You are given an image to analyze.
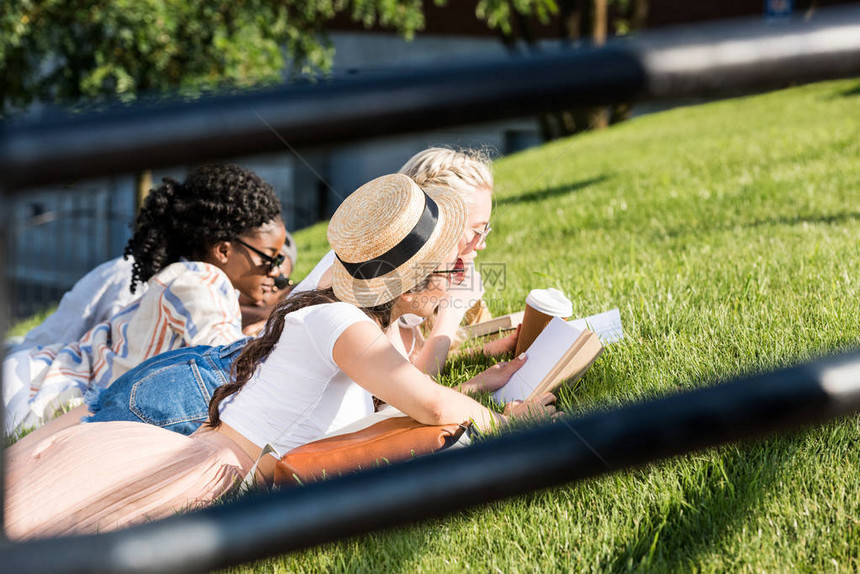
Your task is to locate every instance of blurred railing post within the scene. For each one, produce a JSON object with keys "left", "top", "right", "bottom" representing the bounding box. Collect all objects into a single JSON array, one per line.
[
  {"left": 1, "top": 184, "right": 8, "bottom": 539},
  {"left": 134, "top": 170, "right": 152, "bottom": 214}
]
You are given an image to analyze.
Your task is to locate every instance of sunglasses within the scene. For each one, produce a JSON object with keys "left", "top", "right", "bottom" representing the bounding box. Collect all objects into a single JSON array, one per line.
[
  {"left": 235, "top": 238, "right": 286, "bottom": 273},
  {"left": 432, "top": 258, "right": 466, "bottom": 284},
  {"left": 467, "top": 222, "right": 492, "bottom": 245}
]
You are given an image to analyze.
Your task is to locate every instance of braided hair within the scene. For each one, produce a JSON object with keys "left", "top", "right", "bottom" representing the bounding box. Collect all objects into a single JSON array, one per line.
[
  {"left": 124, "top": 163, "right": 282, "bottom": 292},
  {"left": 398, "top": 147, "right": 494, "bottom": 208}
]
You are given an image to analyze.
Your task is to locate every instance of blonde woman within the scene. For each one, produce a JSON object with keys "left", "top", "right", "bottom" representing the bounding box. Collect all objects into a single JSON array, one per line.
[
  {"left": 5, "top": 174, "right": 556, "bottom": 540},
  {"left": 294, "top": 147, "right": 514, "bottom": 376},
  {"left": 399, "top": 147, "right": 516, "bottom": 374}
]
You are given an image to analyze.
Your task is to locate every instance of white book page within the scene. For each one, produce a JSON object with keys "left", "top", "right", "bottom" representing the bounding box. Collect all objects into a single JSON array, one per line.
[
  {"left": 494, "top": 317, "right": 583, "bottom": 404},
  {"left": 569, "top": 308, "right": 623, "bottom": 345}
]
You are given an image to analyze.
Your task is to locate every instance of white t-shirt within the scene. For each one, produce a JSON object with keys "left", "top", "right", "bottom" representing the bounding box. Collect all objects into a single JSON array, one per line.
[
  {"left": 218, "top": 301, "right": 375, "bottom": 456},
  {"left": 289, "top": 250, "right": 336, "bottom": 297}
]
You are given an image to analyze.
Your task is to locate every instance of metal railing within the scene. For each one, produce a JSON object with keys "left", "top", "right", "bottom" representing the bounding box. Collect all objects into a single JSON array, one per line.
[
  {"left": 1, "top": 6, "right": 860, "bottom": 572},
  {"left": 4, "top": 7, "right": 860, "bottom": 192},
  {"left": 4, "top": 350, "right": 860, "bottom": 574}
]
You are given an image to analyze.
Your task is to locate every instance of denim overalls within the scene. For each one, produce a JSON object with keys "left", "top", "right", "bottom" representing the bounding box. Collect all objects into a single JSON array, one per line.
[{"left": 83, "top": 337, "right": 250, "bottom": 435}]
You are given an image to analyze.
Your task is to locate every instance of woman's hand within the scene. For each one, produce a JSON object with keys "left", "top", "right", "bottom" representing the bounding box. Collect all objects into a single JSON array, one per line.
[
  {"left": 440, "top": 264, "right": 484, "bottom": 325},
  {"left": 242, "top": 319, "right": 267, "bottom": 336},
  {"left": 411, "top": 264, "right": 486, "bottom": 378},
  {"left": 480, "top": 324, "right": 521, "bottom": 357},
  {"left": 504, "top": 392, "right": 559, "bottom": 421},
  {"left": 460, "top": 352, "right": 527, "bottom": 394}
]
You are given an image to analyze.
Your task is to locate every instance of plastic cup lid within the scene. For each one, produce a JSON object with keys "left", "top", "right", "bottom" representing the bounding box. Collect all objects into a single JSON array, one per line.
[{"left": 525, "top": 287, "right": 573, "bottom": 317}]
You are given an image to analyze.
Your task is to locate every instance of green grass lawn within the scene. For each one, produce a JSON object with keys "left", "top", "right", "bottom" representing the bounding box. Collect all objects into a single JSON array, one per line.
[{"left": 224, "top": 79, "right": 860, "bottom": 572}]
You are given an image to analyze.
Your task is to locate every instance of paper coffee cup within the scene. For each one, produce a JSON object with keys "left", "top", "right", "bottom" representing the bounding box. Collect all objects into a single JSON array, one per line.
[{"left": 514, "top": 288, "right": 574, "bottom": 356}]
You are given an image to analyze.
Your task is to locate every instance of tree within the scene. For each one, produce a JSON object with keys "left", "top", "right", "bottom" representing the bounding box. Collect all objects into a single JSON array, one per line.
[
  {"left": 0, "top": 0, "right": 557, "bottom": 118},
  {"left": 495, "top": 0, "right": 649, "bottom": 140}
]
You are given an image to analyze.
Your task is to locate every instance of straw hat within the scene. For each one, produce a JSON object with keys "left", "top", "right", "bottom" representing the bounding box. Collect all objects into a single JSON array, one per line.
[{"left": 328, "top": 174, "right": 467, "bottom": 308}]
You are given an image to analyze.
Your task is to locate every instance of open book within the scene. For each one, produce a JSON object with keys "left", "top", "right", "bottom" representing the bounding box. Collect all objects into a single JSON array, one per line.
[
  {"left": 493, "top": 317, "right": 604, "bottom": 404},
  {"left": 463, "top": 311, "right": 525, "bottom": 338},
  {"left": 467, "top": 308, "right": 624, "bottom": 344}
]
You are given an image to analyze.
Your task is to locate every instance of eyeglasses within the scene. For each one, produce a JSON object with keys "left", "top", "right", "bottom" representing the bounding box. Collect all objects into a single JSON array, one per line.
[
  {"left": 432, "top": 258, "right": 466, "bottom": 284},
  {"left": 466, "top": 222, "right": 492, "bottom": 246},
  {"left": 235, "top": 238, "right": 286, "bottom": 273}
]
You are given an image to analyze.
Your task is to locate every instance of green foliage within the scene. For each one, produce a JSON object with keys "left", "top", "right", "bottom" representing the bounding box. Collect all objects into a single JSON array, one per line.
[
  {"left": 7, "top": 304, "right": 55, "bottom": 337},
  {"left": 477, "top": 0, "right": 557, "bottom": 34},
  {"left": 0, "top": 0, "right": 421, "bottom": 115},
  {"left": 235, "top": 79, "right": 860, "bottom": 572},
  {"left": 0, "top": 0, "right": 558, "bottom": 117}
]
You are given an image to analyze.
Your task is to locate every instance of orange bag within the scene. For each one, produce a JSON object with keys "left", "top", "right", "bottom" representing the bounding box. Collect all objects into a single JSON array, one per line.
[{"left": 275, "top": 416, "right": 469, "bottom": 487}]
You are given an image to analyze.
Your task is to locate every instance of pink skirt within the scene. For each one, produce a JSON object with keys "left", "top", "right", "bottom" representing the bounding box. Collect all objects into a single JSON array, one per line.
[{"left": 5, "top": 421, "right": 256, "bottom": 540}]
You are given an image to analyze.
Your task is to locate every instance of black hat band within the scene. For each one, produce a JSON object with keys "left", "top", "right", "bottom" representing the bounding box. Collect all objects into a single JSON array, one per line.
[{"left": 336, "top": 192, "right": 439, "bottom": 281}]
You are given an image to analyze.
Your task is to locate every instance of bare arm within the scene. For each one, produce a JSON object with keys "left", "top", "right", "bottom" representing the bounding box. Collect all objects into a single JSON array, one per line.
[
  {"left": 446, "top": 324, "right": 521, "bottom": 366},
  {"left": 336, "top": 322, "right": 558, "bottom": 430},
  {"left": 407, "top": 303, "right": 465, "bottom": 377},
  {"left": 333, "top": 321, "right": 503, "bottom": 431},
  {"left": 409, "top": 263, "right": 487, "bottom": 376},
  {"left": 477, "top": 324, "right": 521, "bottom": 357}
]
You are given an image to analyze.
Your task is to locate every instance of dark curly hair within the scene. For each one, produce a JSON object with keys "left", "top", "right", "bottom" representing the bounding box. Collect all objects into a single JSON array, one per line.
[{"left": 124, "top": 163, "right": 282, "bottom": 292}]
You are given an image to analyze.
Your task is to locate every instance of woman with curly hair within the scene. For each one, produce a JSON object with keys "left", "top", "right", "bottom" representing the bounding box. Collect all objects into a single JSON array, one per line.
[{"left": 3, "top": 163, "right": 285, "bottom": 436}]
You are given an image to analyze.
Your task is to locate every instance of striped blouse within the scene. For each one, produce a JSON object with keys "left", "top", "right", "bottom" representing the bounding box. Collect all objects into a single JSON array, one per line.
[{"left": 4, "top": 261, "right": 243, "bottom": 434}]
